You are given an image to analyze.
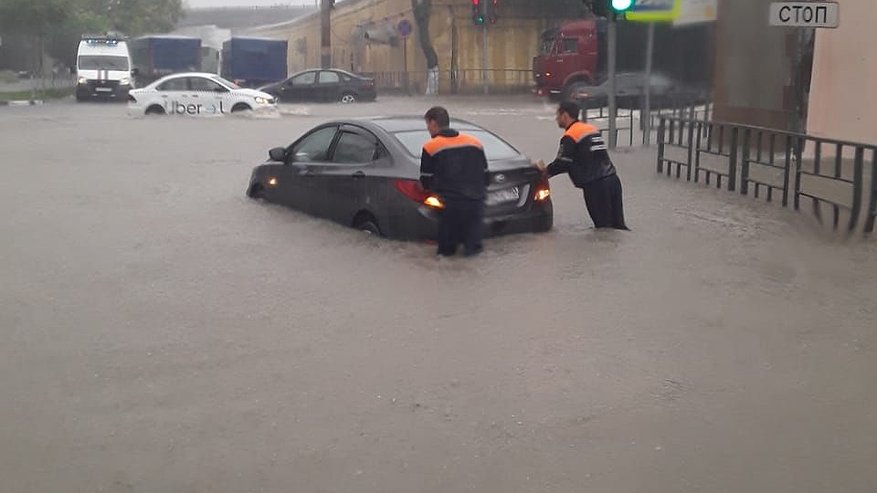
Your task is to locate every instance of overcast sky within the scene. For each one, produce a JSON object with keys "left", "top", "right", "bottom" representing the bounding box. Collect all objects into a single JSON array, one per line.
[{"left": 185, "top": 0, "right": 318, "bottom": 8}]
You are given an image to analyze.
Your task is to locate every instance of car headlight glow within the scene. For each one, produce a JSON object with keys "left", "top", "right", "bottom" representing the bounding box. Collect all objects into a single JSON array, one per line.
[
  {"left": 254, "top": 97, "right": 272, "bottom": 105},
  {"left": 120, "top": 77, "right": 130, "bottom": 85},
  {"left": 77, "top": 76, "right": 87, "bottom": 85}
]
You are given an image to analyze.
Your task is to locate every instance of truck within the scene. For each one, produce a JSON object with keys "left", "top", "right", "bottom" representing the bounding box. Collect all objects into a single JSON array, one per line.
[
  {"left": 75, "top": 34, "right": 133, "bottom": 102},
  {"left": 533, "top": 17, "right": 714, "bottom": 102},
  {"left": 221, "top": 37, "right": 288, "bottom": 88},
  {"left": 130, "top": 35, "right": 202, "bottom": 87}
]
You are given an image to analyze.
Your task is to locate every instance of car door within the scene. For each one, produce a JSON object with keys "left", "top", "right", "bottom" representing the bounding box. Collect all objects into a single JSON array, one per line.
[
  {"left": 155, "top": 76, "right": 190, "bottom": 114},
  {"left": 316, "top": 126, "right": 388, "bottom": 225},
  {"left": 281, "top": 125, "right": 340, "bottom": 214},
  {"left": 317, "top": 70, "right": 343, "bottom": 103},
  {"left": 186, "top": 76, "right": 224, "bottom": 115},
  {"left": 282, "top": 71, "right": 318, "bottom": 102}
]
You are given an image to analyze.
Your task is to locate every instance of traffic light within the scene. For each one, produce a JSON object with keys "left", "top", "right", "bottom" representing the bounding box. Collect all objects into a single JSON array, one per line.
[
  {"left": 611, "top": 0, "right": 634, "bottom": 13},
  {"left": 488, "top": 0, "right": 499, "bottom": 24},
  {"left": 471, "top": 0, "right": 485, "bottom": 26}
]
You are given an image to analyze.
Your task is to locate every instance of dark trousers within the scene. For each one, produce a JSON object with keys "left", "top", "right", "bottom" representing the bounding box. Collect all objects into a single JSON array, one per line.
[
  {"left": 437, "top": 198, "right": 485, "bottom": 256},
  {"left": 583, "top": 174, "right": 628, "bottom": 230}
]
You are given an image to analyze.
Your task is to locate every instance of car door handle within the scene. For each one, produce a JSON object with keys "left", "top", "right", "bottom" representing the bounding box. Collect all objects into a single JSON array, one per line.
[{"left": 351, "top": 171, "right": 365, "bottom": 179}]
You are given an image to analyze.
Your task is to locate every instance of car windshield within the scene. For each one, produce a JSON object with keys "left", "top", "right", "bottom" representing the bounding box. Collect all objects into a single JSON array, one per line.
[
  {"left": 393, "top": 129, "right": 521, "bottom": 162},
  {"left": 210, "top": 76, "right": 239, "bottom": 89},
  {"left": 78, "top": 55, "right": 129, "bottom": 71}
]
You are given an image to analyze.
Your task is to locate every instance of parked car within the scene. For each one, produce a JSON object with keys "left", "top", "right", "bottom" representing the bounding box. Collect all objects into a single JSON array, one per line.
[
  {"left": 259, "top": 69, "right": 377, "bottom": 104},
  {"left": 128, "top": 72, "right": 277, "bottom": 116},
  {"left": 247, "top": 117, "right": 553, "bottom": 240}
]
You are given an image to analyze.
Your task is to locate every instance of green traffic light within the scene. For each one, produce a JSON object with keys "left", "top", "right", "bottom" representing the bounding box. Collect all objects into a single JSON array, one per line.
[
  {"left": 474, "top": 15, "right": 485, "bottom": 25},
  {"left": 611, "top": 0, "right": 633, "bottom": 11}
]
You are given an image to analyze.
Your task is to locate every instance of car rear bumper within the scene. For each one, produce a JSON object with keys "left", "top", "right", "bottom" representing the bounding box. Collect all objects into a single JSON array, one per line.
[{"left": 388, "top": 200, "right": 553, "bottom": 241}]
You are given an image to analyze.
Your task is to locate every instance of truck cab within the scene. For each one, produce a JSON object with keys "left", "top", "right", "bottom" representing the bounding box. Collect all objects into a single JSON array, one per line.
[
  {"left": 76, "top": 35, "right": 133, "bottom": 102},
  {"left": 532, "top": 18, "right": 599, "bottom": 101}
]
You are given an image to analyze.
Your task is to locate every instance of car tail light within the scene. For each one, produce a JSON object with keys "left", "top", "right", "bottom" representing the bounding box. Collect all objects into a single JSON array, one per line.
[
  {"left": 534, "top": 178, "right": 551, "bottom": 202},
  {"left": 394, "top": 179, "right": 444, "bottom": 209}
]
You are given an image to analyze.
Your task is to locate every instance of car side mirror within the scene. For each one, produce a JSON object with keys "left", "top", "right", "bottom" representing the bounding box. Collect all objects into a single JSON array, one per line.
[
  {"left": 131, "top": 68, "right": 140, "bottom": 76},
  {"left": 269, "top": 147, "right": 288, "bottom": 163}
]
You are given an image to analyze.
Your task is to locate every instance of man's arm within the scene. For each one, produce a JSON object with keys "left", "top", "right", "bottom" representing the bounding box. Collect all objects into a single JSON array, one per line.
[
  {"left": 420, "top": 149, "right": 435, "bottom": 190},
  {"left": 546, "top": 136, "right": 576, "bottom": 177}
]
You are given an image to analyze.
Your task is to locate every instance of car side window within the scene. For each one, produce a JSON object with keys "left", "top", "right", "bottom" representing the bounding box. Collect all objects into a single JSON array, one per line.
[
  {"left": 189, "top": 77, "right": 225, "bottom": 92},
  {"left": 319, "top": 71, "right": 341, "bottom": 84},
  {"left": 291, "top": 126, "right": 337, "bottom": 162},
  {"left": 292, "top": 72, "right": 317, "bottom": 86},
  {"left": 157, "top": 78, "right": 188, "bottom": 91},
  {"left": 331, "top": 132, "right": 377, "bottom": 164},
  {"left": 562, "top": 38, "right": 578, "bottom": 54}
]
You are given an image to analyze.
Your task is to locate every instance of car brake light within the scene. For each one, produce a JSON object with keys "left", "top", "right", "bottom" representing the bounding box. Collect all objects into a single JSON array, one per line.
[
  {"left": 394, "top": 179, "right": 444, "bottom": 209},
  {"left": 534, "top": 179, "right": 551, "bottom": 201}
]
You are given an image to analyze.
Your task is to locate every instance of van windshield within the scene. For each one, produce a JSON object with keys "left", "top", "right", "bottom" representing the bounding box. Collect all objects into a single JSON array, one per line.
[{"left": 78, "top": 55, "right": 129, "bottom": 71}]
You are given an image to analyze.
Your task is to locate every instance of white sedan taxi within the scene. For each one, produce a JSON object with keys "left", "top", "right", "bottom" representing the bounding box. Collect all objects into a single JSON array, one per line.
[{"left": 128, "top": 72, "right": 277, "bottom": 116}]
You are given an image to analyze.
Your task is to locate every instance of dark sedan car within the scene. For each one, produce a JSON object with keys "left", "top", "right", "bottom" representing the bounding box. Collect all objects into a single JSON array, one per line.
[
  {"left": 247, "top": 117, "right": 553, "bottom": 240},
  {"left": 259, "top": 69, "right": 377, "bottom": 104}
]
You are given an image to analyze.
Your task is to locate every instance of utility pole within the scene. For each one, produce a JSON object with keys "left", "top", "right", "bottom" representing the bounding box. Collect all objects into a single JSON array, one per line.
[
  {"left": 481, "top": 0, "right": 488, "bottom": 95},
  {"left": 320, "top": 0, "right": 332, "bottom": 69},
  {"left": 643, "top": 22, "right": 655, "bottom": 145},
  {"left": 607, "top": 11, "right": 618, "bottom": 149}
]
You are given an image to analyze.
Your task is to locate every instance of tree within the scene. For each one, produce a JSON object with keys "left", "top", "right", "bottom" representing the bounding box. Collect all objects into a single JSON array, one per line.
[{"left": 411, "top": 0, "right": 438, "bottom": 70}]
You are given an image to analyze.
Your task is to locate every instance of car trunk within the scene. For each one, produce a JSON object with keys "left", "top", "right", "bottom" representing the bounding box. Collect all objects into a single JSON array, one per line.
[{"left": 485, "top": 160, "right": 543, "bottom": 216}]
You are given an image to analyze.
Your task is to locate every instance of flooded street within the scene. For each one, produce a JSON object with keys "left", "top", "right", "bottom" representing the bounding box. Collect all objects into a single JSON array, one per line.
[{"left": 2, "top": 98, "right": 876, "bottom": 492}]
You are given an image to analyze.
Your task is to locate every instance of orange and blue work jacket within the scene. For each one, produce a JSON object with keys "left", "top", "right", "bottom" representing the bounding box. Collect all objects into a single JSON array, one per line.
[
  {"left": 547, "top": 120, "right": 617, "bottom": 188},
  {"left": 420, "top": 128, "right": 489, "bottom": 201}
]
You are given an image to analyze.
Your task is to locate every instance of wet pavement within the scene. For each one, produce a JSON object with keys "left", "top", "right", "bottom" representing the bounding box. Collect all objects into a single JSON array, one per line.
[{"left": 1, "top": 97, "right": 876, "bottom": 493}]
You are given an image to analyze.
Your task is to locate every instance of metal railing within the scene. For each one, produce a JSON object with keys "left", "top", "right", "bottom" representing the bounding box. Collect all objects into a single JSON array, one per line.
[
  {"left": 580, "top": 99, "right": 713, "bottom": 148},
  {"left": 657, "top": 115, "right": 877, "bottom": 234}
]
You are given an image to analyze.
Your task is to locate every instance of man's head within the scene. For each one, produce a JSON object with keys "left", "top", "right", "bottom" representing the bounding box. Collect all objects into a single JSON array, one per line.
[
  {"left": 424, "top": 106, "right": 451, "bottom": 137},
  {"left": 556, "top": 101, "right": 581, "bottom": 129}
]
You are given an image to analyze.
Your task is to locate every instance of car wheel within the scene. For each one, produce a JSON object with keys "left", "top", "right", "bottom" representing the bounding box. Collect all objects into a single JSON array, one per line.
[
  {"left": 340, "top": 93, "right": 357, "bottom": 104},
  {"left": 145, "top": 105, "right": 165, "bottom": 115},
  {"left": 231, "top": 103, "right": 252, "bottom": 113},
  {"left": 353, "top": 213, "right": 382, "bottom": 236}
]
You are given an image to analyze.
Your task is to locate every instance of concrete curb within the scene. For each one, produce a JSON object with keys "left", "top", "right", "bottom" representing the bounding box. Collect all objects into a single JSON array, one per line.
[{"left": 0, "top": 100, "right": 45, "bottom": 107}]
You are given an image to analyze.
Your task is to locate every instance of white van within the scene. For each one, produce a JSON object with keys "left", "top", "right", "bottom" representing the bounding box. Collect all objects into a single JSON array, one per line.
[{"left": 75, "top": 35, "right": 133, "bottom": 102}]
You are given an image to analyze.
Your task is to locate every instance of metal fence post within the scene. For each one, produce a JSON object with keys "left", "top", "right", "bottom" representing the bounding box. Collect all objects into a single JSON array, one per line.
[
  {"left": 657, "top": 117, "right": 666, "bottom": 174},
  {"left": 686, "top": 118, "right": 695, "bottom": 182},
  {"left": 866, "top": 150, "right": 877, "bottom": 234},
  {"left": 740, "top": 129, "right": 751, "bottom": 196},
  {"left": 793, "top": 136, "right": 804, "bottom": 211},
  {"left": 728, "top": 127, "right": 739, "bottom": 192},
  {"left": 848, "top": 147, "right": 865, "bottom": 232},
  {"left": 782, "top": 136, "right": 792, "bottom": 207}
]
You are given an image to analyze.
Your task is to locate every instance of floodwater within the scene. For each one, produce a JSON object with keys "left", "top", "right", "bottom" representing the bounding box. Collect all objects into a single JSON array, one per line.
[{"left": 1, "top": 97, "right": 876, "bottom": 493}]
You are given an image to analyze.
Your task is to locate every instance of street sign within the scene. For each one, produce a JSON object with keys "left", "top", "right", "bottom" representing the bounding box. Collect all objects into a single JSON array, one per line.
[
  {"left": 769, "top": 2, "right": 839, "bottom": 28},
  {"left": 625, "top": 0, "right": 681, "bottom": 22},
  {"left": 397, "top": 19, "right": 413, "bottom": 38}
]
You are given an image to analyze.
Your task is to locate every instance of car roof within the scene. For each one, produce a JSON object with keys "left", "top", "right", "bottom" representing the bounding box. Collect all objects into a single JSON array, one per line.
[{"left": 365, "top": 116, "right": 483, "bottom": 133}]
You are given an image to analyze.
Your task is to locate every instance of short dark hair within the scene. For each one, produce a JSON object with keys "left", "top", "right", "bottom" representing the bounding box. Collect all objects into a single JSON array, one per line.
[
  {"left": 424, "top": 106, "right": 450, "bottom": 128},
  {"left": 557, "top": 101, "right": 581, "bottom": 120}
]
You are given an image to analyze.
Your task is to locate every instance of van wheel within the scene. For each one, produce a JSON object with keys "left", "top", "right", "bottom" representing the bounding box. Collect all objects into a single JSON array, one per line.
[{"left": 145, "top": 105, "right": 165, "bottom": 115}]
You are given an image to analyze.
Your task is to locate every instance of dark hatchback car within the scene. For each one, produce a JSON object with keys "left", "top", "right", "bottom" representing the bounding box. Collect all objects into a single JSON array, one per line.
[
  {"left": 247, "top": 117, "right": 553, "bottom": 240},
  {"left": 259, "top": 69, "right": 377, "bottom": 104}
]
